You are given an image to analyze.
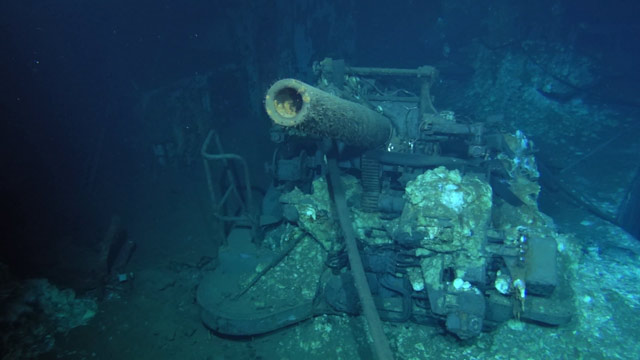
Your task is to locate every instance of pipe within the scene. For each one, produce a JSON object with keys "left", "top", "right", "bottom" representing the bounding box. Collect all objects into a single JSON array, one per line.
[{"left": 264, "top": 79, "right": 391, "bottom": 149}]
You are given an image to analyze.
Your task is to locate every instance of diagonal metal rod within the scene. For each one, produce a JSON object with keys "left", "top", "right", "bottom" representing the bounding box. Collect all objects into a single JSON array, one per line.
[{"left": 327, "top": 158, "right": 395, "bottom": 360}]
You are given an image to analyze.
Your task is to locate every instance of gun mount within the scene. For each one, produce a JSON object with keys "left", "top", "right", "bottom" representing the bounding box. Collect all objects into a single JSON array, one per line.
[{"left": 197, "top": 59, "right": 572, "bottom": 342}]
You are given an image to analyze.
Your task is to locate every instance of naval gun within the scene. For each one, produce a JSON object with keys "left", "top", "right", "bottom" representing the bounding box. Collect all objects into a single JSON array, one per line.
[{"left": 197, "top": 59, "right": 572, "bottom": 342}]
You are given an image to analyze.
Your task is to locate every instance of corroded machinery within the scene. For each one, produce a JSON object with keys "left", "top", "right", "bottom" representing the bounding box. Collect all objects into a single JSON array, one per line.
[{"left": 197, "top": 59, "right": 572, "bottom": 343}]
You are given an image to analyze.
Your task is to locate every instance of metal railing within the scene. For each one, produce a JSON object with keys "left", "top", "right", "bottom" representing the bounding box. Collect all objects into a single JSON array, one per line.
[{"left": 201, "top": 129, "right": 258, "bottom": 244}]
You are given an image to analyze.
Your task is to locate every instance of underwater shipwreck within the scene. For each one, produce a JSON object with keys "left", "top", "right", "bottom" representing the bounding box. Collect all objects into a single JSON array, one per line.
[
  {"left": 6, "top": 1, "right": 640, "bottom": 358},
  {"left": 196, "top": 58, "right": 574, "bottom": 354}
]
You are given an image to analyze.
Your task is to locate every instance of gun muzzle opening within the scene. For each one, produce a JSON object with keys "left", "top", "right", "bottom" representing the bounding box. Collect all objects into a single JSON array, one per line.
[{"left": 273, "top": 87, "right": 303, "bottom": 118}]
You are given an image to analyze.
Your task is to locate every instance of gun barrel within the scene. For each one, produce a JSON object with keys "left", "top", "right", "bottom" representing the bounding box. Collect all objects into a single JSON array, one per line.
[{"left": 265, "top": 78, "right": 391, "bottom": 149}]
